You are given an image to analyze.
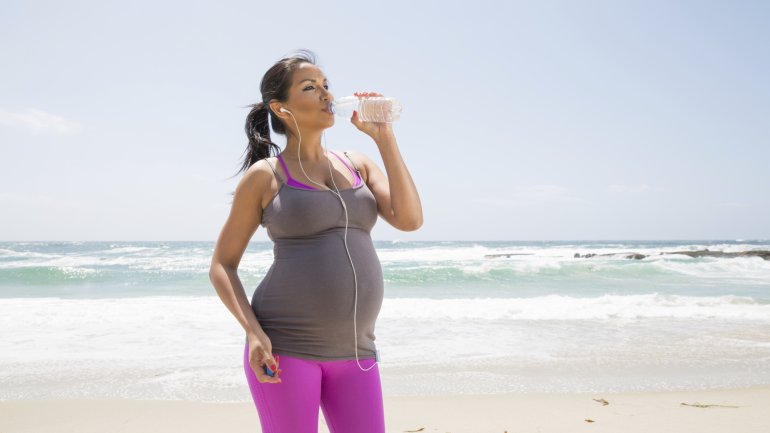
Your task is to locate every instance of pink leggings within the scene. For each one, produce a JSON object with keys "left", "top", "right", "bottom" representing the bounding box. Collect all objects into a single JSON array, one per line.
[{"left": 243, "top": 342, "right": 385, "bottom": 433}]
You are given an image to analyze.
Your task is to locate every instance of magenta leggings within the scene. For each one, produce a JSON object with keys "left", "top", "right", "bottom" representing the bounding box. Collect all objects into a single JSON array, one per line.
[{"left": 243, "top": 342, "right": 385, "bottom": 433}]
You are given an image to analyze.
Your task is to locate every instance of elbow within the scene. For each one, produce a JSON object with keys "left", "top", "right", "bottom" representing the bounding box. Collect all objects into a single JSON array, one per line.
[
  {"left": 208, "top": 264, "right": 218, "bottom": 283},
  {"left": 400, "top": 217, "right": 423, "bottom": 232},
  {"left": 208, "top": 254, "right": 218, "bottom": 279},
  {"left": 384, "top": 207, "right": 423, "bottom": 231},
  {"left": 209, "top": 260, "right": 228, "bottom": 282},
  {"left": 210, "top": 261, "right": 237, "bottom": 277}
]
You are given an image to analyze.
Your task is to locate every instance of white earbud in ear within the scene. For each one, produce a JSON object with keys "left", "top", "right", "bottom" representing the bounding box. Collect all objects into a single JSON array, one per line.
[{"left": 280, "top": 107, "right": 290, "bottom": 113}]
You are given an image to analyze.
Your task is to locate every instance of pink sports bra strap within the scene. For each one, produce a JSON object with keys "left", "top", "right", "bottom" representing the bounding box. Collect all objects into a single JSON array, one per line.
[
  {"left": 276, "top": 153, "right": 320, "bottom": 190},
  {"left": 276, "top": 151, "right": 361, "bottom": 189},
  {"left": 342, "top": 151, "right": 361, "bottom": 174},
  {"left": 275, "top": 154, "right": 291, "bottom": 179},
  {"left": 330, "top": 151, "right": 362, "bottom": 186}
]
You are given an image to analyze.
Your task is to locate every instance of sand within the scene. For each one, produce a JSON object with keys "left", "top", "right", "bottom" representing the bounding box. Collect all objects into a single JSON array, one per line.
[{"left": 1, "top": 385, "right": 768, "bottom": 433}]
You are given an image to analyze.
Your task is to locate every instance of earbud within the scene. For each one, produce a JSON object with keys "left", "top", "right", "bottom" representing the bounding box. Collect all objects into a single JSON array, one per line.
[{"left": 280, "top": 107, "right": 290, "bottom": 113}]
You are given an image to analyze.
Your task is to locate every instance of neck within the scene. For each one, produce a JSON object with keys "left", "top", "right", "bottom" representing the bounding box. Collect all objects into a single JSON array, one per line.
[{"left": 282, "top": 132, "right": 326, "bottom": 162}]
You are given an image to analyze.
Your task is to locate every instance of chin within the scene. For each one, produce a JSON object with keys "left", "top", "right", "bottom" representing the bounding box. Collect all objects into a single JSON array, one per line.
[{"left": 318, "top": 120, "right": 334, "bottom": 131}]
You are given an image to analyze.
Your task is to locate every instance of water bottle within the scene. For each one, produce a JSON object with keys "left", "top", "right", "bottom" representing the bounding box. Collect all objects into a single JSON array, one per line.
[{"left": 330, "top": 95, "right": 403, "bottom": 122}]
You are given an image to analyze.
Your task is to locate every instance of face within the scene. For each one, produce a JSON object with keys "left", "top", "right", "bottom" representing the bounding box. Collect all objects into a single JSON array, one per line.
[{"left": 272, "top": 63, "right": 335, "bottom": 131}]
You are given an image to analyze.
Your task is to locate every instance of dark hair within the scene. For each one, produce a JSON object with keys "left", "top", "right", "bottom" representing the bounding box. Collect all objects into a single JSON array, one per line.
[{"left": 234, "top": 49, "right": 321, "bottom": 177}]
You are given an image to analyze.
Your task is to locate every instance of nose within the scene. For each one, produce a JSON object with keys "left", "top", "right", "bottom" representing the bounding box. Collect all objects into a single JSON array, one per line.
[{"left": 320, "top": 87, "right": 332, "bottom": 102}]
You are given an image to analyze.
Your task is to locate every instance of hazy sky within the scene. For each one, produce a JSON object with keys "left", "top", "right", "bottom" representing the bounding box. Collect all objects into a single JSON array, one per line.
[{"left": 1, "top": 0, "right": 768, "bottom": 241}]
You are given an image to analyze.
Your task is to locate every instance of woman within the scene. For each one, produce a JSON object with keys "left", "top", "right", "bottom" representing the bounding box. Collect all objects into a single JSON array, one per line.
[{"left": 209, "top": 49, "right": 422, "bottom": 433}]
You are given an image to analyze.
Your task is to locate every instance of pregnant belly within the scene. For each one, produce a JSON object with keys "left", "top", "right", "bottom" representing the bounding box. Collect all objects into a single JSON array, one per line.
[{"left": 252, "top": 230, "right": 384, "bottom": 333}]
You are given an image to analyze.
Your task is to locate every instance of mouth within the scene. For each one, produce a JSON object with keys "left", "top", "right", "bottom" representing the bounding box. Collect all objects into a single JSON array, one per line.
[{"left": 322, "top": 103, "right": 333, "bottom": 113}]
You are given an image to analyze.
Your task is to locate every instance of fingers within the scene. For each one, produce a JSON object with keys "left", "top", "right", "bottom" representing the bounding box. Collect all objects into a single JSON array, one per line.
[
  {"left": 266, "top": 353, "right": 279, "bottom": 370},
  {"left": 264, "top": 354, "right": 282, "bottom": 382},
  {"left": 255, "top": 364, "right": 282, "bottom": 384},
  {"left": 353, "top": 91, "right": 383, "bottom": 98},
  {"left": 251, "top": 352, "right": 282, "bottom": 384},
  {"left": 258, "top": 375, "right": 282, "bottom": 384}
]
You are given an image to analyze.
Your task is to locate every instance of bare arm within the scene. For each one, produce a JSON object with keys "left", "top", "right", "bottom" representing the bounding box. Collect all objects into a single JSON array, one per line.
[
  {"left": 209, "top": 161, "right": 272, "bottom": 339},
  {"left": 348, "top": 135, "right": 423, "bottom": 231}
]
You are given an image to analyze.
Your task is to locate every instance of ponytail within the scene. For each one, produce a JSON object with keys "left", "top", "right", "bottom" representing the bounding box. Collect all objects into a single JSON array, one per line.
[{"left": 237, "top": 101, "right": 280, "bottom": 176}]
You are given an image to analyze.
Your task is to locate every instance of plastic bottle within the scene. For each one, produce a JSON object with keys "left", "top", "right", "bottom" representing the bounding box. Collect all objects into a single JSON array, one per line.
[{"left": 330, "top": 95, "right": 403, "bottom": 122}]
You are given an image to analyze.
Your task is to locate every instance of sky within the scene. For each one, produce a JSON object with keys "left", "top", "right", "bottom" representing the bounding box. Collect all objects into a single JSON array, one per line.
[{"left": 1, "top": 0, "right": 768, "bottom": 241}]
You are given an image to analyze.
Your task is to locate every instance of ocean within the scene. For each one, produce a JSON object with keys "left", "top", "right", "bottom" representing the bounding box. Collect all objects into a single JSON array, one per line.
[{"left": 1, "top": 240, "right": 769, "bottom": 402}]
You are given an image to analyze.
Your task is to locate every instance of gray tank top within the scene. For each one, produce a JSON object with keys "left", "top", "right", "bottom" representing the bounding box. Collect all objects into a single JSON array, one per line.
[{"left": 248, "top": 153, "right": 383, "bottom": 361}]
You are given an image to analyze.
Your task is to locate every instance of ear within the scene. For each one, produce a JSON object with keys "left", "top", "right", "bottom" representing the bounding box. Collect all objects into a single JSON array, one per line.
[{"left": 267, "top": 101, "right": 285, "bottom": 119}]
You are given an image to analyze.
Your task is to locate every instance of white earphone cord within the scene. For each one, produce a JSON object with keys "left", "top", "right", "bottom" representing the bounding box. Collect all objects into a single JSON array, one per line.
[{"left": 286, "top": 110, "right": 375, "bottom": 372}]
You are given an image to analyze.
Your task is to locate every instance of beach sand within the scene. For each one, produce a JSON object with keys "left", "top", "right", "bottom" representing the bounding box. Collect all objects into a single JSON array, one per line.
[{"left": 1, "top": 385, "right": 767, "bottom": 433}]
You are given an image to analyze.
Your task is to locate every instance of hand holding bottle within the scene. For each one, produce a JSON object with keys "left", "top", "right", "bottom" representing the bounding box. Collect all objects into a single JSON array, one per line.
[{"left": 348, "top": 91, "right": 396, "bottom": 143}]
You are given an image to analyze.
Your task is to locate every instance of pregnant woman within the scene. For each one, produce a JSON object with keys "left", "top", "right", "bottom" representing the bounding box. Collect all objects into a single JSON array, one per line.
[{"left": 209, "top": 49, "right": 422, "bottom": 433}]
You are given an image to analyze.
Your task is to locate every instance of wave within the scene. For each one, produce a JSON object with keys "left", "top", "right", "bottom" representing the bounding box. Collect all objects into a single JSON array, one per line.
[
  {"left": 1, "top": 241, "right": 769, "bottom": 294},
  {"left": 2, "top": 293, "right": 766, "bottom": 321},
  {"left": 379, "top": 293, "right": 770, "bottom": 321}
]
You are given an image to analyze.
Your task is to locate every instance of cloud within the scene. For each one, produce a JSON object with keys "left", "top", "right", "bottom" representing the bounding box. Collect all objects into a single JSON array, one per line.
[
  {"left": 0, "top": 108, "right": 83, "bottom": 135},
  {"left": 470, "top": 185, "right": 591, "bottom": 208},
  {"left": 607, "top": 184, "right": 651, "bottom": 193}
]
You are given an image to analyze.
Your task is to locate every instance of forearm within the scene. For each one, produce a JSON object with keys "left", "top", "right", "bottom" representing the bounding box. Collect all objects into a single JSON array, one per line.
[
  {"left": 209, "top": 262, "right": 265, "bottom": 338},
  {"left": 375, "top": 135, "right": 423, "bottom": 228}
]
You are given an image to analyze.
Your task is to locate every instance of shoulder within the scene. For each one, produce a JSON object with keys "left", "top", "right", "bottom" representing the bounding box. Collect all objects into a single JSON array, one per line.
[
  {"left": 339, "top": 149, "right": 375, "bottom": 169},
  {"left": 236, "top": 158, "right": 278, "bottom": 199},
  {"left": 243, "top": 158, "right": 278, "bottom": 183},
  {"left": 337, "top": 149, "right": 366, "bottom": 179}
]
